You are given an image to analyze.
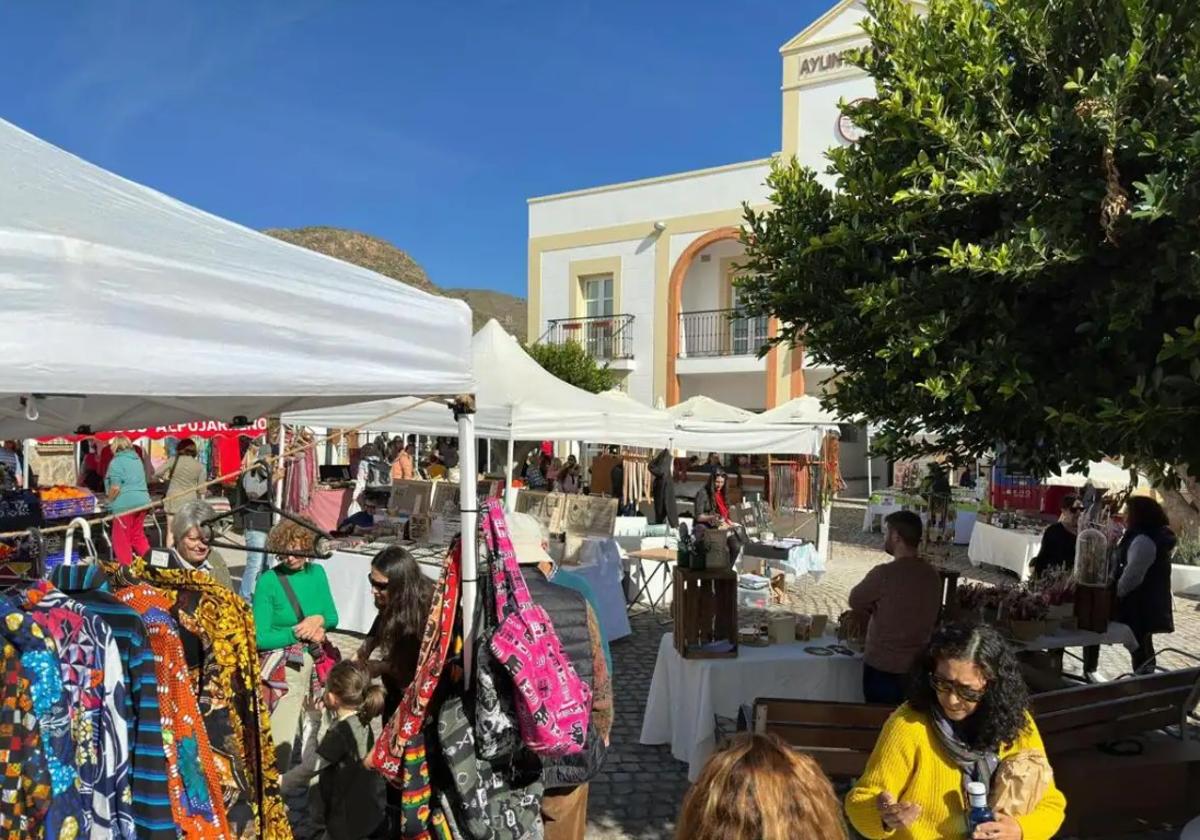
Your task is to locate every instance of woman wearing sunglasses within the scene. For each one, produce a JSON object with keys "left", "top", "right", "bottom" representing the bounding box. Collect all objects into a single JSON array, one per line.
[{"left": 846, "top": 623, "right": 1066, "bottom": 840}]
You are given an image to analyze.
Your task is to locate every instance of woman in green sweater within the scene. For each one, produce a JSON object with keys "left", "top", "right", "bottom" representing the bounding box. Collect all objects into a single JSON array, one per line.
[{"left": 255, "top": 516, "right": 339, "bottom": 773}]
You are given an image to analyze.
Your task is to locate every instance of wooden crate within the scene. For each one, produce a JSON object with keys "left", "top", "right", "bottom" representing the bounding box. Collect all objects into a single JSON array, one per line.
[{"left": 673, "top": 567, "right": 738, "bottom": 660}]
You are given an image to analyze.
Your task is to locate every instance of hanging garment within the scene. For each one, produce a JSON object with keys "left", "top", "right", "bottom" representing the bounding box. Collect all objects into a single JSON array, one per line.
[
  {"left": 0, "top": 597, "right": 85, "bottom": 840},
  {"left": 0, "top": 637, "right": 52, "bottom": 838},
  {"left": 132, "top": 564, "right": 292, "bottom": 840},
  {"left": 285, "top": 444, "right": 317, "bottom": 514},
  {"left": 20, "top": 579, "right": 136, "bottom": 840},
  {"left": 115, "top": 583, "right": 230, "bottom": 839},
  {"left": 49, "top": 564, "right": 177, "bottom": 840}
]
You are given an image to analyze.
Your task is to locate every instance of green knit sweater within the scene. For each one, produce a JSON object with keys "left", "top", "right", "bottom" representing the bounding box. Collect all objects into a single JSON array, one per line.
[{"left": 254, "top": 563, "right": 339, "bottom": 651}]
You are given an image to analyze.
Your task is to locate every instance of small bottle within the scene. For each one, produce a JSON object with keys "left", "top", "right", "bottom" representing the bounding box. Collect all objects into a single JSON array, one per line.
[
  {"left": 677, "top": 523, "right": 692, "bottom": 570},
  {"left": 965, "top": 781, "right": 994, "bottom": 836}
]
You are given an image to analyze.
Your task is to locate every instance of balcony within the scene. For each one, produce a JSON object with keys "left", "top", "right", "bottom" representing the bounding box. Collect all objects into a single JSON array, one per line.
[
  {"left": 542, "top": 314, "right": 635, "bottom": 361},
  {"left": 678, "top": 308, "right": 769, "bottom": 358}
]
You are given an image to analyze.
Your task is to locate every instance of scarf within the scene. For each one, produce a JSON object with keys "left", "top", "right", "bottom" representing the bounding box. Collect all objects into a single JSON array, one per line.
[
  {"left": 931, "top": 710, "right": 1000, "bottom": 795},
  {"left": 714, "top": 489, "right": 729, "bottom": 520}
]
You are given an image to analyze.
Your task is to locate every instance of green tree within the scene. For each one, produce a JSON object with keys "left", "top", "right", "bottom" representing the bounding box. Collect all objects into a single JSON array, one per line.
[
  {"left": 739, "top": 0, "right": 1200, "bottom": 487},
  {"left": 525, "top": 341, "right": 620, "bottom": 394}
]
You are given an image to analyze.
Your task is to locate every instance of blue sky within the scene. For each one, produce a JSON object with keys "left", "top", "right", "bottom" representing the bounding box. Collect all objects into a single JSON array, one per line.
[{"left": 1, "top": 1, "right": 829, "bottom": 296}]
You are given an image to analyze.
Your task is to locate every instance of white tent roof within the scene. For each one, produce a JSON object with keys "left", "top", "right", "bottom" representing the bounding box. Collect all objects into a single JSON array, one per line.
[
  {"left": 1049, "top": 460, "right": 1146, "bottom": 491},
  {"left": 752, "top": 395, "right": 846, "bottom": 426},
  {"left": 666, "top": 395, "right": 756, "bottom": 423},
  {"left": 286, "top": 321, "right": 679, "bottom": 446},
  {"left": 0, "top": 118, "right": 473, "bottom": 439}
]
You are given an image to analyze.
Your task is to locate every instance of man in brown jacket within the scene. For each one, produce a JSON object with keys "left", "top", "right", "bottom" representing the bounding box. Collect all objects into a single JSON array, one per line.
[{"left": 848, "top": 510, "right": 942, "bottom": 704}]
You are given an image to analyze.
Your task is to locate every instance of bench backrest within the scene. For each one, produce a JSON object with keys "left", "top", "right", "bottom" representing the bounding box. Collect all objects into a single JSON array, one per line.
[
  {"left": 1029, "top": 667, "right": 1200, "bottom": 755},
  {"left": 755, "top": 667, "right": 1200, "bottom": 778}
]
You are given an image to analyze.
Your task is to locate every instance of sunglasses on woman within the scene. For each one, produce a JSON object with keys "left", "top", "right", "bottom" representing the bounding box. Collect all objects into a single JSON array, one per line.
[
  {"left": 930, "top": 673, "right": 987, "bottom": 704},
  {"left": 368, "top": 575, "right": 388, "bottom": 591}
]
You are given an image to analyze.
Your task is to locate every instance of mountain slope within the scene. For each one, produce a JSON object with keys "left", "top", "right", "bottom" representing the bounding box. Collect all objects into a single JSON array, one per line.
[{"left": 264, "top": 226, "right": 526, "bottom": 340}]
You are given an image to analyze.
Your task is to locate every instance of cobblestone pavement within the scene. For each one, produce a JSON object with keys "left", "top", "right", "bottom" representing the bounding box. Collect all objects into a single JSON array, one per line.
[{"left": 260, "top": 500, "right": 1198, "bottom": 839}]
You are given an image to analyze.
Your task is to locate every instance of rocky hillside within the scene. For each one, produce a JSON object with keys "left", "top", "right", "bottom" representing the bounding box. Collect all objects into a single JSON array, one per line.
[{"left": 265, "top": 226, "right": 526, "bottom": 340}]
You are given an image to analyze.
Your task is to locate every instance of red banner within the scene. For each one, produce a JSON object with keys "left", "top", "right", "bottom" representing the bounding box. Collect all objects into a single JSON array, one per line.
[{"left": 39, "top": 417, "right": 268, "bottom": 444}]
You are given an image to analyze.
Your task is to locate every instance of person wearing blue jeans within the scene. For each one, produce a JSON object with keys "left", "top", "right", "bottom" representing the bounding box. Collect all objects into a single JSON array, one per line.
[{"left": 240, "top": 526, "right": 270, "bottom": 602}]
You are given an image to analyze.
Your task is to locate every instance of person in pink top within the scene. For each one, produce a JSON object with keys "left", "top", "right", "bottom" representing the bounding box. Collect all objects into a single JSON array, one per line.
[{"left": 848, "top": 510, "right": 943, "bottom": 705}]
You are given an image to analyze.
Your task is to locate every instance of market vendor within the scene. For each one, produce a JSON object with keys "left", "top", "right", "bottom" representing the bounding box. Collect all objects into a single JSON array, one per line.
[
  {"left": 848, "top": 511, "right": 942, "bottom": 704},
  {"left": 692, "top": 469, "right": 740, "bottom": 564},
  {"left": 1031, "top": 494, "right": 1083, "bottom": 578}
]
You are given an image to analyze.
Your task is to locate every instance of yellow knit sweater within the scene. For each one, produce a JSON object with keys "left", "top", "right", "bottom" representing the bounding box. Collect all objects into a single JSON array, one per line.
[{"left": 845, "top": 704, "right": 1067, "bottom": 840}]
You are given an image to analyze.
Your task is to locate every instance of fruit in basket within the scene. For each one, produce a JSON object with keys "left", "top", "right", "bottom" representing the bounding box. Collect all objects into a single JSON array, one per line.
[{"left": 38, "top": 485, "right": 91, "bottom": 501}]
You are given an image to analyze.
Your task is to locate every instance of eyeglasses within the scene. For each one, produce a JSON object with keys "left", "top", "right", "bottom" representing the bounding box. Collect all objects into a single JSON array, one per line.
[
  {"left": 367, "top": 576, "right": 388, "bottom": 591},
  {"left": 930, "top": 673, "right": 987, "bottom": 704}
]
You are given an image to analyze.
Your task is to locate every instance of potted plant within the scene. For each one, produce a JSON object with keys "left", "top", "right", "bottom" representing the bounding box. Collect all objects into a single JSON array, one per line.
[{"left": 1003, "top": 589, "right": 1050, "bottom": 641}]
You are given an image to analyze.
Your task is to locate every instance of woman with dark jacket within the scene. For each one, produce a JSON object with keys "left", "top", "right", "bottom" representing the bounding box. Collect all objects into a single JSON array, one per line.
[
  {"left": 693, "top": 470, "right": 743, "bottom": 566},
  {"left": 1114, "top": 497, "right": 1176, "bottom": 673}
]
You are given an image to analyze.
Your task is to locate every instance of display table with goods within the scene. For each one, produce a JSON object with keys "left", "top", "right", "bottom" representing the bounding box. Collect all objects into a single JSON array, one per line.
[
  {"left": 968, "top": 519, "right": 1043, "bottom": 579},
  {"left": 640, "top": 628, "right": 863, "bottom": 781}
]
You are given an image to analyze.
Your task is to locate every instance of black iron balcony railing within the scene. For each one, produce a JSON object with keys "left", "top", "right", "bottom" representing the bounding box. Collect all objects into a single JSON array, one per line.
[
  {"left": 678, "top": 308, "right": 769, "bottom": 358},
  {"left": 542, "top": 313, "right": 635, "bottom": 360}
]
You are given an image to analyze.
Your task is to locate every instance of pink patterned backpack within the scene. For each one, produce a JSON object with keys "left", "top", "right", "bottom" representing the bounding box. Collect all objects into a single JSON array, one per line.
[{"left": 481, "top": 500, "right": 592, "bottom": 757}]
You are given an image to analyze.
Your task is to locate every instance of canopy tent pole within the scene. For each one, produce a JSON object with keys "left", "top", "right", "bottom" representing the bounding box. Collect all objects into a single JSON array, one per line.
[
  {"left": 454, "top": 398, "right": 478, "bottom": 687},
  {"left": 504, "top": 430, "right": 516, "bottom": 511},
  {"left": 273, "top": 421, "right": 286, "bottom": 524},
  {"left": 21, "top": 439, "right": 30, "bottom": 488},
  {"left": 866, "top": 426, "right": 873, "bottom": 498}
]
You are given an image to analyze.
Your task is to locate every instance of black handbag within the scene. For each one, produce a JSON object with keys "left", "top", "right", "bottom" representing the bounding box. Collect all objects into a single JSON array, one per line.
[{"left": 472, "top": 550, "right": 521, "bottom": 762}]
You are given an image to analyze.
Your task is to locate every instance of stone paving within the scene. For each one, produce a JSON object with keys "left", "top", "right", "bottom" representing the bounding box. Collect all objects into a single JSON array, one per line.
[{"left": 261, "top": 499, "right": 1199, "bottom": 839}]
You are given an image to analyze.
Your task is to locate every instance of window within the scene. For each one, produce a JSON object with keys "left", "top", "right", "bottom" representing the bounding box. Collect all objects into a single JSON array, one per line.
[
  {"left": 730, "top": 280, "right": 768, "bottom": 355},
  {"left": 583, "top": 274, "right": 614, "bottom": 318}
]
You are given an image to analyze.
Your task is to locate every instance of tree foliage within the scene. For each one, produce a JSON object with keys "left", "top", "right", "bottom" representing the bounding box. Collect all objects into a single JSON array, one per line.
[
  {"left": 739, "top": 0, "right": 1200, "bottom": 481},
  {"left": 525, "top": 341, "right": 620, "bottom": 394}
]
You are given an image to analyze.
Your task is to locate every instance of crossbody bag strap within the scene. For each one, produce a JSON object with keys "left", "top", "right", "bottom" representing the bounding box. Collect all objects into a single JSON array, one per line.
[{"left": 276, "top": 572, "right": 306, "bottom": 624}]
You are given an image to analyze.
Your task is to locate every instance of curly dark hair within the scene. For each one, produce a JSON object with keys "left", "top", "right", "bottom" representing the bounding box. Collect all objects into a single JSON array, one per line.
[{"left": 908, "top": 622, "right": 1030, "bottom": 752}]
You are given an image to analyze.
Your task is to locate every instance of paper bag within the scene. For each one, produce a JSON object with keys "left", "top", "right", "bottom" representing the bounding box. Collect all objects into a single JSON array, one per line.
[{"left": 990, "top": 750, "right": 1054, "bottom": 817}]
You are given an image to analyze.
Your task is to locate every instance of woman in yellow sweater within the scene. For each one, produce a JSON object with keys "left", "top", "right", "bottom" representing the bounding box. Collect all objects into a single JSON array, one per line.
[{"left": 846, "top": 623, "right": 1066, "bottom": 840}]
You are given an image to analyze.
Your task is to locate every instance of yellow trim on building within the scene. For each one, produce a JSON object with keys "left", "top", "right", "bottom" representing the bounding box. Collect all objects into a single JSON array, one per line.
[
  {"left": 527, "top": 206, "right": 760, "bottom": 352},
  {"left": 567, "top": 256, "right": 622, "bottom": 319},
  {"left": 528, "top": 158, "right": 772, "bottom": 204}
]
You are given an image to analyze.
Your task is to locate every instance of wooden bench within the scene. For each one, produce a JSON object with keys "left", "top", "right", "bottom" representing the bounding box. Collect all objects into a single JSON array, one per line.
[{"left": 753, "top": 667, "right": 1200, "bottom": 834}]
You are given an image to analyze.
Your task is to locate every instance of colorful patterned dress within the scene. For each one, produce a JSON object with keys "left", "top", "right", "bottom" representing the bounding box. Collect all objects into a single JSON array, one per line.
[
  {"left": 0, "top": 597, "right": 84, "bottom": 840},
  {"left": 115, "top": 584, "right": 230, "bottom": 839},
  {"left": 130, "top": 563, "right": 292, "bottom": 840},
  {"left": 0, "top": 638, "right": 51, "bottom": 838},
  {"left": 20, "top": 580, "right": 136, "bottom": 839}
]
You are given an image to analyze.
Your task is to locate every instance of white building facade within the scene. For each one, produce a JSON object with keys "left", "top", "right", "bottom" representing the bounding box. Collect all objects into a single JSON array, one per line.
[{"left": 527, "top": 0, "right": 915, "bottom": 493}]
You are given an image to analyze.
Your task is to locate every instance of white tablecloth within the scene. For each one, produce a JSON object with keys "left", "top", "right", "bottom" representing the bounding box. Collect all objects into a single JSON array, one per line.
[
  {"left": 968, "top": 522, "right": 1042, "bottom": 580},
  {"left": 1012, "top": 621, "right": 1137, "bottom": 653},
  {"left": 640, "top": 632, "right": 863, "bottom": 780},
  {"left": 571, "top": 537, "right": 633, "bottom": 642},
  {"left": 317, "top": 545, "right": 444, "bottom": 635},
  {"left": 862, "top": 502, "right": 903, "bottom": 532}
]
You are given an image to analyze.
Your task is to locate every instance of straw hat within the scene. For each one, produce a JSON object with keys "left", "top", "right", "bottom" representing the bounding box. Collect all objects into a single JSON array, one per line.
[{"left": 507, "top": 512, "right": 553, "bottom": 567}]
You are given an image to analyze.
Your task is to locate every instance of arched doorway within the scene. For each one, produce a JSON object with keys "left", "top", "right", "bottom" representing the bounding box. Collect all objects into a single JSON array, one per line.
[{"left": 666, "top": 226, "right": 779, "bottom": 406}]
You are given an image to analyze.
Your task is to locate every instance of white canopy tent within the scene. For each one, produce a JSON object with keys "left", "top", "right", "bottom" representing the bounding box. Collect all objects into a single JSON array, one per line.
[
  {"left": 0, "top": 117, "right": 482, "bottom": 672},
  {"left": 666, "top": 395, "right": 756, "bottom": 423},
  {"left": 1050, "top": 460, "right": 1148, "bottom": 491},
  {"left": 0, "top": 117, "right": 474, "bottom": 438},
  {"left": 752, "top": 395, "right": 848, "bottom": 426}
]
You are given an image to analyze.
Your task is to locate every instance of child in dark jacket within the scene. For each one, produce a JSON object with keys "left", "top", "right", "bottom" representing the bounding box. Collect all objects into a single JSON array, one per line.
[{"left": 308, "top": 661, "right": 388, "bottom": 839}]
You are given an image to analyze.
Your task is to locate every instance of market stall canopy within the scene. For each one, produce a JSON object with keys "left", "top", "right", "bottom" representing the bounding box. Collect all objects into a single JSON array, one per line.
[
  {"left": 285, "top": 320, "right": 680, "bottom": 446},
  {"left": 0, "top": 118, "right": 473, "bottom": 439},
  {"left": 1049, "top": 460, "right": 1148, "bottom": 491},
  {"left": 666, "top": 395, "right": 756, "bottom": 423},
  {"left": 752, "top": 395, "right": 848, "bottom": 426}
]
